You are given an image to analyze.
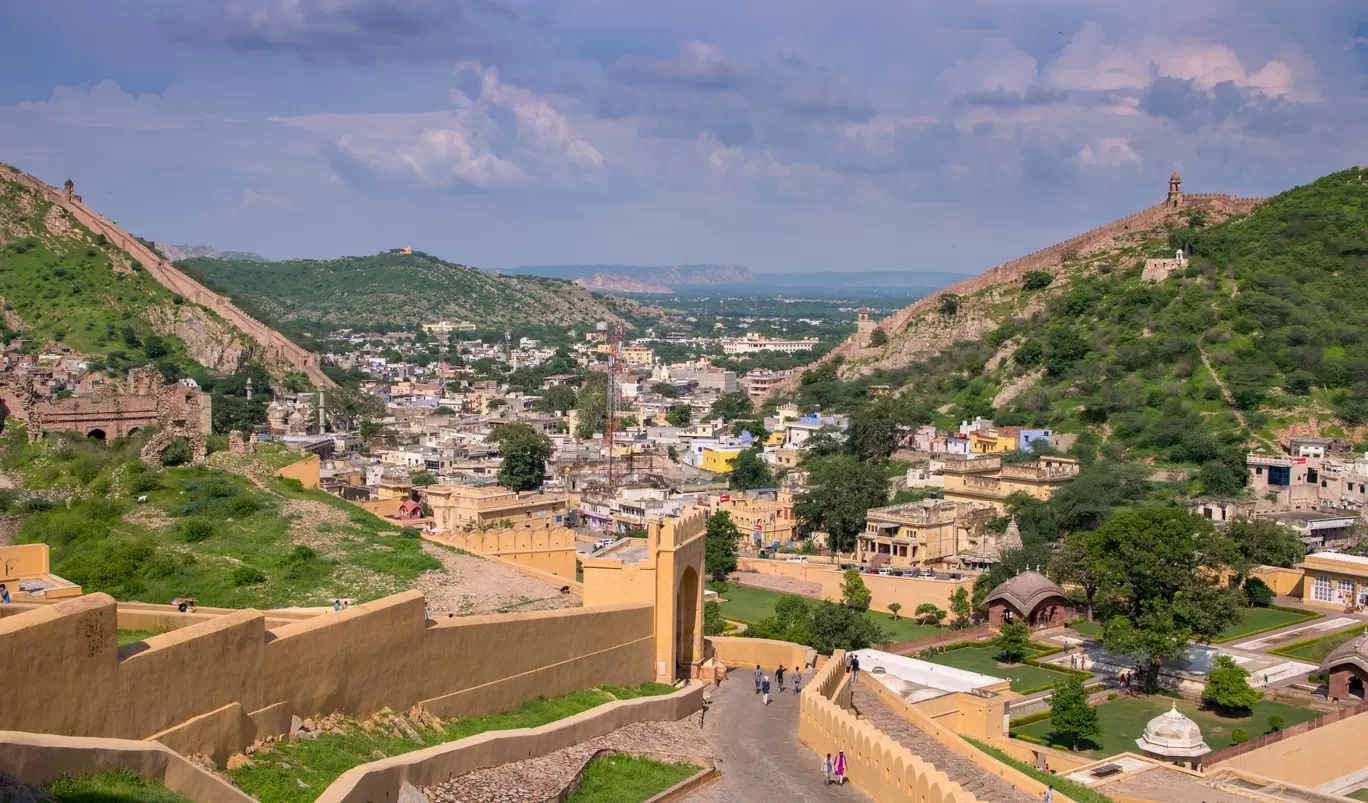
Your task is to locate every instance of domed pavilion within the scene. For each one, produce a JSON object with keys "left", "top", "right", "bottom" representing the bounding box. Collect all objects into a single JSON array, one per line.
[
  {"left": 1320, "top": 629, "right": 1368, "bottom": 701},
  {"left": 984, "top": 570, "right": 1073, "bottom": 628},
  {"left": 1135, "top": 702, "right": 1210, "bottom": 768}
]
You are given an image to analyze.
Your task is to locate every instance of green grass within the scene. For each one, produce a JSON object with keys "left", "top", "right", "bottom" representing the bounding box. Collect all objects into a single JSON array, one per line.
[
  {"left": 228, "top": 683, "right": 674, "bottom": 803},
  {"left": 962, "top": 736, "right": 1115, "bottom": 803},
  {"left": 117, "top": 628, "right": 167, "bottom": 646},
  {"left": 926, "top": 646, "right": 1075, "bottom": 693},
  {"left": 566, "top": 754, "right": 701, "bottom": 803},
  {"left": 1010, "top": 695, "right": 1321, "bottom": 758},
  {"left": 1271, "top": 625, "right": 1368, "bottom": 662},
  {"left": 1347, "top": 788, "right": 1368, "bottom": 803},
  {"left": 1213, "top": 606, "right": 1319, "bottom": 643},
  {"left": 41, "top": 767, "right": 192, "bottom": 803},
  {"left": 710, "top": 582, "right": 939, "bottom": 641},
  {"left": 1069, "top": 620, "right": 1102, "bottom": 638}
]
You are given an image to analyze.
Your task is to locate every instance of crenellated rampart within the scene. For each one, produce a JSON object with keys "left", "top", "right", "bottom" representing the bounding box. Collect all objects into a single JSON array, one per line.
[{"left": 1, "top": 167, "right": 334, "bottom": 387}]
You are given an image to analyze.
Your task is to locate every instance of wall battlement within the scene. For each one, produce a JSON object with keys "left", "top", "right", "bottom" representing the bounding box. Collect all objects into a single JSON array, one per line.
[{"left": 1, "top": 167, "right": 334, "bottom": 388}]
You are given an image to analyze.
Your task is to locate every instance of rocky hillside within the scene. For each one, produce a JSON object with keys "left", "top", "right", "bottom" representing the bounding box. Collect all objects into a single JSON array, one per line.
[
  {"left": 779, "top": 168, "right": 1368, "bottom": 471},
  {"left": 0, "top": 172, "right": 281, "bottom": 376},
  {"left": 574, "top": 273, "right": 673, "bottom": 293},
  {"left": 178, "top": 250, "right": 672, "bottom": 332},
  {"left": 156, "top": 243, "right": 272, "bottom": 263}
]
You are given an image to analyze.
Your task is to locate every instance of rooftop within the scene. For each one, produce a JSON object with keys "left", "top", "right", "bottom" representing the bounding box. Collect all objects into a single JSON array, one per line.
[{"left": 849, "top": 649, "right": 1004, "bottom": 702}]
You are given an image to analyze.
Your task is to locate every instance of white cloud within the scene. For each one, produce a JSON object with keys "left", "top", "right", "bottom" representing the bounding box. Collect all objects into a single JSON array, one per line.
[
  {"left": 1078, "top": 137, "right": 1140, "bottom": 168},
  {"left": 455, "top": 61, "right": 605, "bottom": 169},
  {"left": 937, "top": 38, "right": 1038, "bottom": 96},
  {"left": 16, "top": 80, "right": 188, "bottom": 130}
]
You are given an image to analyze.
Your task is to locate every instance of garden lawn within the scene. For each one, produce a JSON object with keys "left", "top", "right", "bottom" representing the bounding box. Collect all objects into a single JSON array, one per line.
[
  {"left": 1069, "top": 620, "right": 1102, "bottom": 639},
  {"left": 710, "top": 582, "right": 939, "bottom": 640},
  {"left": 1214, "top": 606, "right": 1319, "bottom": 643},
  {"left": 42, "top": 767, "right": 192, "bottom": 803},
  {"left": 566, "top": 754, "right": 701, "bottom": 803},
  {"left": 228, "top": 683, "right": 675, "bottom": 803},
  {"left": 1273, "top": 625, "right": 1368, "bottom": 662},
  {"left": 1348, "top": 789, "right": 1368, "bottom": 803},
  {"left": 926, "top": 646, "right": 1075, "bottom": 693},
  {"left": 1011, "top": 695, "right": 1321, "bottom": 758}
]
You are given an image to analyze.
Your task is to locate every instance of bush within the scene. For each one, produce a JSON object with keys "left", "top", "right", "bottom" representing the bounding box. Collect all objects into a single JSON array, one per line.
[
  {"left": 228, "top": 496, "right": 260, "bottom": 516},
  {"left": 1267, "top": 715, "right": 1284, "bottom": 732},
  {"left": 159, "top": 438, "right": 192, "bottom": 467},
  {"left": 233, "top": 566, "right": 266, "bottom": 586},
  {"left": 22, "top": 498, "right": 54, "bottom": 513},
  {"left": 399, "top": 527, "right": 420, "bottom": 539},
  {"left": 181, "top": 518, "right": 214, "bottom": 543},
  {"left": 129, "top": 473, "right": 161, "bottom": 494},
  {"left": 1023, "top": 271, "right": 1054, "bottom": 291},
  {"left": 1231, "top": 728, "right": 1250, "bottom": 744}
]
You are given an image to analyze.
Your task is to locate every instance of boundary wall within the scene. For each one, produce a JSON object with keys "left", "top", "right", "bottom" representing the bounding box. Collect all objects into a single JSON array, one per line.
[
  {"left": 1207, "top": 703, "right": 1368, "bottom": 786},
  {"left": 425, "top": 527, "right": 578, "bottom": 580},
  {"left": 315, "top": 682, "right": 707, "bottom": 803},
  {"left": 797, "top": 649, "right": 978, "bottom": 803},
  {"left": 0, "top": 590, "right": 653, "bottom": 765},
  {"left": 2, "top": 167, "right": 333, "bottom": 387},
  {"left": 704, "top": 635, "right": 813, "bottom": 670},
  {"left": 736, "top": 557, "right": 974, "bottom": 617}
]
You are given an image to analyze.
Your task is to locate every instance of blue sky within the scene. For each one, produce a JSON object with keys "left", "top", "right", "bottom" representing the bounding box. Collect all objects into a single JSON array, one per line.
[{"left": 2, "top": 1, "right": 1365, "bottom": 273}]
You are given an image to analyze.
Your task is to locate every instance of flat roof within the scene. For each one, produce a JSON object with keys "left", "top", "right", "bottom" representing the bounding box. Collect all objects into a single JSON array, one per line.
[
  {"left": 849, "top": 649, "right": 1003, "bottom": 696},
  {"left": 1306, "top": 551, "right": 1368, "bottom": 565}
]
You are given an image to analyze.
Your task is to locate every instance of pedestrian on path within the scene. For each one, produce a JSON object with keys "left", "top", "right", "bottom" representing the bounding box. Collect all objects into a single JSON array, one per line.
[
  {"left": 754, "top": 665, "right": 763, "bottom": 695},
  {"left": 834, "top": 750, "right": 847, "bottom": 785},
  {"left": 777, "top": 664, "right": 786, "bottom": 691},
  {"left": 823, "top": 753, "right": 834, "bottom": 785},
  {"left": 1044, "top": 784, "right": 1054, "bottom": 803},
  {"left": 0, "top": 583, "right": 9, "bottom": 604},
  {"left": 794, "top": 668, "right": 803, "bottom": 693},
  {"left": 762, "top": 676, "right": 771, "bottom": 705},
  {"left": 851, "top": 655, "right": 861, "bottom": 684}
]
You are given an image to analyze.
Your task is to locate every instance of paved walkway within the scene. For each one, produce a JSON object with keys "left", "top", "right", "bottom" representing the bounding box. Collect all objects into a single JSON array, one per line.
[
  {"left": 684, "top": 674, "right": 869, "bottom": 802},
  {"left": 850, "top": 684, "right": 1037, "bottom": 803}
]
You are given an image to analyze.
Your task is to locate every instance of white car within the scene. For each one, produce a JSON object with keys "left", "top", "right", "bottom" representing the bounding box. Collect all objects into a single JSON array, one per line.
[
  {"left": 877, "top": 567, "right": 895, "bottom": 576},
  {"left": 593, "top": 538, "right": 616, "bottom": 551},
  {"left": 785, "top": 556, "right": 808, "bottom": 563}
]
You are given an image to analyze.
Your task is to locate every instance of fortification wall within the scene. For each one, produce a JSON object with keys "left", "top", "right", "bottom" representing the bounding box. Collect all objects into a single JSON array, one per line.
[
  {"left": 704, "top": 635, "right": 813, "bottom": 670},
  {"left": 427, "top": 527, "right": 578, "bottom": 580},
  {"left": 2, "top": 168, "right": 333, "bottom": 387},
  {"left": 798, "top": 649, "right": 977, "bottom": 802},
  {"left": 736, "top": 557, "right": 974, "bottom": 616},
  {"left": 0, "top": 590, "right": 654, "bottom": 762},
  {"left": 767, "top": 191, "right": 1268, "bottom": 398},
  {"left": 1208, "top": 704, "right": 1368, "bottom": 786}
]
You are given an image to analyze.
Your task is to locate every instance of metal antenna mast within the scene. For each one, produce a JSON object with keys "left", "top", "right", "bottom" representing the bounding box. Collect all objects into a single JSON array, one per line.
[{"left": 605, "top": 323, "right": 624, "bottom": 494}]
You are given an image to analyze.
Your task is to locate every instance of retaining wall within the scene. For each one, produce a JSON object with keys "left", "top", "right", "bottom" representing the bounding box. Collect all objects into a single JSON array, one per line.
[
  {"left": 736, "top": 558, "right": 974, "bottom": 617},
  {"left": 704, "top": 635, "right": 814, "bottom": 670},
  {"left": 423, "top": 527, "right": 579, "bottom": 581},
  {"left": 1207, "top": 703, "right": 1368, "bottom": 785}
]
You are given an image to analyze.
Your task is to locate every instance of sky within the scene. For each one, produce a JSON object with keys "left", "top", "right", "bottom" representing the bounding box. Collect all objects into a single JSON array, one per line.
[{"left": 2, "top": 1, "right": 1366, "bottom": 274}]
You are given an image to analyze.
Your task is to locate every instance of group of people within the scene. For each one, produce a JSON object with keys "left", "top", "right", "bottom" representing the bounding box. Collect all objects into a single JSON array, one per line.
[
  {"left": 1118, "top": 671, "right": 1132, "bottom": 689},
  {"left": 753, "top": 663, "right": 802, "bottom": 704}
]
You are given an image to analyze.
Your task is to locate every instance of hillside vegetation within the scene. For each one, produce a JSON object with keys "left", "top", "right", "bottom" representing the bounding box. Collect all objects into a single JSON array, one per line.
[
  {"left": 178, "top": 250, "right": 671, "bottom": 335},
  {"left": 780, "top": 167, "right": 1368, "bottom": 491}
]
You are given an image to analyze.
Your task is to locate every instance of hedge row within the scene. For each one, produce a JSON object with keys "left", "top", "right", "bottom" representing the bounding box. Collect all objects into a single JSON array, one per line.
[{"left": 1210, "top": 604, "right": 1322, "bottom": 645}]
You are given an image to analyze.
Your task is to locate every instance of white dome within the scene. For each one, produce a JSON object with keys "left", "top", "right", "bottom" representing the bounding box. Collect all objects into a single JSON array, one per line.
[{"left": 1135, "top": 703, "right": 1210, "bottom": 758}]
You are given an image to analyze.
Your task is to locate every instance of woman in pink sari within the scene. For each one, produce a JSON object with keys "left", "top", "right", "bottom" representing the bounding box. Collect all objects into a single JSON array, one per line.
[{"left": 834, "top": 750, "right": 848, "bottom": 785}]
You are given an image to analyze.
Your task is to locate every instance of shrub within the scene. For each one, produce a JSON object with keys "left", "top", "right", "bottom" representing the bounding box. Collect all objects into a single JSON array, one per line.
[
  {"left": 159, "top": 437, "right": 192, "bottom": 467},
  {"left": 1108, "top": 692, "right": 1118, "bottom": 701},
  {"left": 399, "top": 527, "right": 420, "bottom": 539},
  {"left": 1267, "top": 715, "right": 1284, "bottom": 732},
  {"left": 228, "top": 496, "right": 260, "bottom": 516},
  {"left": 1023, "top": 271, "right": 1054, "bottom": 291},
  {"left": 22, "top": 498, "right": 54, "bottom": 513},
  {"left": 181, "top": 518, "right": 214, "bottom": 543},
  {"left": 129, "top": 473, "right": 161, "bottom": 494},
  {"left": 278, "top": 477, "right": 304, "bottom": 492},
  {"left": 1231, "top": 728, "right": 1250, "bottom": 744},
  {"left": 233, "top": 566, "right": 266, "bottom": 586}
]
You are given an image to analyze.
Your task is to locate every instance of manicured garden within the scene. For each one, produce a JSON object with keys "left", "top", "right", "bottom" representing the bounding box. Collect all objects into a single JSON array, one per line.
[
  {"left": 1010, "top": 695, "right": 1321, "bottom": 758},
  {"left": 566, "top": 754, "right": 702, "bottom": 803},
  {"left": 1271, "top": 625, "right": 1368, "bottom": 662},
  {"left": 1068, "top": 606, "right": 1319, "bottom": 644},
  {"left": 709, "top": 582, "right": 940, "bottom": 641},
  {"left": 926, "top": 645, "right": 1078, "bottom": 693}
]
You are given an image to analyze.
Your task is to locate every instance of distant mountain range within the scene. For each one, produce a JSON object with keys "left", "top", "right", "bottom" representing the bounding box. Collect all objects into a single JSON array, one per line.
[
  {"left": 503, "top": 264, "right": 974, "bottom": 295},
  {"left": 503, "top": 264, "right": 753, "bottom": 286},
  {"left": 156, "top": 243, "right": 272, "bottom": 263}
]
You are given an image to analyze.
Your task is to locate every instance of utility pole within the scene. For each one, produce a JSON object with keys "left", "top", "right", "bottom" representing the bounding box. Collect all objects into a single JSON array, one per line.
[{"left": 605, "top": 323, "right": 624, "bottom": 495}]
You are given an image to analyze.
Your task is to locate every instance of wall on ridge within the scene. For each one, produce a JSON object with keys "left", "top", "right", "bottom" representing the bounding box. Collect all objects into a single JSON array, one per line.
[
  {"left": 1, "top": 168, "right": 333, "bottom": 387},
  {"left": 0, "top": 590, "right": 653, "bottom": 761},
  {"left": 426, "top": 527, "right": 578, "bottom": 580}
]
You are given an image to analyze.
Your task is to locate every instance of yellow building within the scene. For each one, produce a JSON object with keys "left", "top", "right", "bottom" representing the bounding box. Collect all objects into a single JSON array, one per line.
[
  {"left": 700, "top": 446, "right": 744, "bottom": 473},
  {"left": 941, "top": 454, "right": 1079, "bottom": 513},
  {"left": 713, "top": 489, "right": 796, "bottom": 547},
  {"left": 969, "top": 427, "right": 1015, "bottom": 454},
  {"left": 421, "top": 484, "right": 570, "bottom": 531},
  {"left": 1298, "top": 551, "right": 1368, "bottom": 609},
  {"left": 622, "top": 346, "right": 655, "bottom": 366},
  {"left": 860, "top": 500, "right": 995, "bottom": 568}
]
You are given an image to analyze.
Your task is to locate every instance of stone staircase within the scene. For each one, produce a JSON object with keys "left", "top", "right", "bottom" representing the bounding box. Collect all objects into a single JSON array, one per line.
[{"left": 851, "top": 685, "right": 1037, "bottom": 803}]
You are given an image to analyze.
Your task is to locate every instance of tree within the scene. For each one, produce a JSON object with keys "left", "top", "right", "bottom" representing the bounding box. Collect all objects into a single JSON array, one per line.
[
  {"left": 841, "top": 568, "right": 872, "bottom": 609},
  {"left": 535, "top": 384, "right": 577, "bottom": 414},
  {"left": 710, "top": 392, "right": 753, "bottom": 422},
  {"left": 666, "top": 404, "right": 693, "bottom": 427},
  {"left": 1096, "top": 509, "right": 1244, "bottom": 690},
  {"left": 949, "top": 587, "right": 973, "bottom": 628},
  {"left": 939, "top": 294, "right": 960, "bottom": 316},
  {"left": 888, "top": 602, "right": 902, "bottom": 621},
  {"left": 1267, "top": 715, "right": 1285, "bottom": 732},
  {"left": 1050, "top": 531, "right": 1105, "bottom": 621},
  {"left": 729, "top": 449, "right": 773, "bottom": 491},
  {"left": 993, "top": 620, "right": 1031, "bottom": 663},
  {"left": 667, "top": 445, "right": 679, "bottom": 463},
  {"left": 1226, "top": 519, "right": 1305, "bottom": 579},
  {"left": 705, "top": 511, "right": 740, "bottom": 581},
  {"left": 868, "top": 328, "right": 888, "bottom": 347},
  {"left": 652, "top": 382, "right": 679, "bottom": 398},
  {"left": 487, "top": 423, "right": 553, "bottom": 491},
  {"left": 809, "top": 600, "right": 887, "bottom": 654},
  {"left": 1048, "top": 675, "right": 1103, "bottom": 750},
  {"left": 703, "top": 600, "right": 726, "bottom": 636},
  {"left": 914, "top": 603, "right": 946, "bottom": 626},
  {"left": 410, "top": 470, "right": 436, "bottom": 486},
  {"left": 1023, "top": 271, "right": 1054, "bottom": 291},
  {"left": 1244, "top": 576, "right": 1275, "bottom": 607},
  {"left": 847, "top": 403, "right": 898, "bottom": 462},
  {"left": 794, "top": 456, "right": 888, "bottom": 553},
  {"left": 574, "top": 373, "right": 608, "bottom": 439},
  {"left": 322, "top": 387, "right": 386, "bottom": 431},
  {"left": 1203, "top": 655, "right": 1259, "bottom": 712}
]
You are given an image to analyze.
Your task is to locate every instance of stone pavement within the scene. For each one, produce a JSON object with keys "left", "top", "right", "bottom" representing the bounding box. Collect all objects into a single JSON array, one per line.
[
  {"left": 683, "top": 673, "right": 870, "bottom": 802},
  {"left": 850, "top": 684, "right": 1037, "bottom": 803}
]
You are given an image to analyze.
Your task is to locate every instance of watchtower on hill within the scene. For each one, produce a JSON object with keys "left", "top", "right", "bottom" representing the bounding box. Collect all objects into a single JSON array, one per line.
[
  {"left": 856, "top": 305, "right": 875, "bottom": 346},
  {"left": 1168, "top": 171, "right": 1184, "bottom": 208}
]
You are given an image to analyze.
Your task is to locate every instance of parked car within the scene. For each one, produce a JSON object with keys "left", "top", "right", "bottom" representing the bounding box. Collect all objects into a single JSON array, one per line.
[
  {"left": 785, "top": 556, "right": 808, "bottom": 563},
  {"left": 593, "top": 538, "right": 615, "bottom": 551},
  {"left": 877, "top": 568, "right": 895, "bottom": 576}
]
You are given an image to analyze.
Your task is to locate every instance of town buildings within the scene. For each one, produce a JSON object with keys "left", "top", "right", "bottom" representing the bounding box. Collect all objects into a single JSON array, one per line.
[
  {"left": 941, "top": 454, "right": 1081, "bottom": 512},
  {"left": 859, "top": 499, "right": 996, "bottom": 568}
]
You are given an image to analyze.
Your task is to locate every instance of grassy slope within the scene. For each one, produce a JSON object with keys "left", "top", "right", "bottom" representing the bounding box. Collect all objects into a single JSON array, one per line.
[
  {"left": 177, "top": 251, "right": 668, "bottom": 332},
  {"left": 5, "top": 427, "right": 439, "bottom": 607},
  {"left": 567, "top": 755, "right": 701, "bottom": 803},
  {"left": 0, "top": 174, "right": 236, "bottom": 374},
  {"left": 42, "top": 767, "right": 192, "bottom": 803},
  {"left": 790, "top": 167, "right": 1368, "bottom": 468},
  {"left": 229, "top": 683, "right": 676, "bottom": 803}
]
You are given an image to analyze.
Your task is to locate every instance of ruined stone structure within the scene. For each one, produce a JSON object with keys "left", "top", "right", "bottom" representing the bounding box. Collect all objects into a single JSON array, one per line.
[
  {"left": 2, "top": 167, "right": 334, "bottom": 388},
  {"left": 0, "top": 366, "right": 211, "bottom": 461},
  {"left": 766, "top": 174, "right": 1268, "bottom": 398}
]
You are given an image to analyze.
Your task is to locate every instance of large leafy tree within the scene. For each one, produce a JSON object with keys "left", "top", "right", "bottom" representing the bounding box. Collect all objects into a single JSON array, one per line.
[
  {"left": 728, "top": 449, "right": 773, "bottom": 491},
  {"left": 1203, "top": 655, "right": 1259, "bottom": 712},
  {"left": 1050, "top": 530, "right": 1105, "bottom": 621},
  {"left": 794, "top": 456, "right": 888, "bottom": 553},
  {"left": 993, "top": 620, "right": 1031, "bottom": 663},
  {"left": 1095, "top": 509, "right": 1244, "bottom": 690},
  {"left": 1049, "top": 675, "right": 1103, "bottom": 750},
  {"left": 487, "top": 423, "right": 553, "bottom": 491},
  {"left": 710, "top": 392, "right": 754, "bottom": 422},
  {"left": 704, "top": 511, "right": 740, "bottom": 581},
  {"left": 574, "top": 373, "right": 608, "bottom": 439},
  {"left": 1225, "top": 519, "right": 1305, "bottom": 579},
  {"left": 666, "top": 404, "right": 693, "bottom": 427},
  {"left": 534, "top": 384, "right": 577, "bottom": 414}
]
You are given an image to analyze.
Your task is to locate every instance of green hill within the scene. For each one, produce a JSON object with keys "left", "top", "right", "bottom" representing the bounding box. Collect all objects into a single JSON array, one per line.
[
  {"left": 780, "top": 167, "right": 1368, "bottom": 487},
  {"left": 177, "top": 251, "right": 671, "bottom": 335}
]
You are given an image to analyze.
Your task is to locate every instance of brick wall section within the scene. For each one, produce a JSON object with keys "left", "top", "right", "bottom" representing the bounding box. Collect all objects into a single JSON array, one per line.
[
  {"left": 2, "top": 168, "right": 334, "bottom": 388},
  {"left": 1205, "top": 700, "right": 1368, "bottom": 765},
  {"left": 766, "top": 192, "right": 1267, "bottom": 398},
  {"left": 882, "top": 623, "right": 992, "bottom": 655}
]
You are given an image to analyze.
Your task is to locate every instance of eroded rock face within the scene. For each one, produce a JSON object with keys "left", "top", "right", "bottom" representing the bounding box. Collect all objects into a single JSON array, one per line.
[{"left": 147, "top": 304, "right": 255, "bottom": 373}]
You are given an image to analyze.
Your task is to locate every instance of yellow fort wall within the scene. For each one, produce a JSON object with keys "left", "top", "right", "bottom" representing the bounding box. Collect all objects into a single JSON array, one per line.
[
  {"left": 424, "top": 526, "right": 579, "bottom": 580},
  {"left": 737, "top": 557, "right": 975, "bottom": 616}
]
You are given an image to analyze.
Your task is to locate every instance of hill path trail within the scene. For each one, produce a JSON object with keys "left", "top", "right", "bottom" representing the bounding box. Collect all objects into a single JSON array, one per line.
[{"left": 1198, "top": 345, "right": 1247, "bottom": 429}]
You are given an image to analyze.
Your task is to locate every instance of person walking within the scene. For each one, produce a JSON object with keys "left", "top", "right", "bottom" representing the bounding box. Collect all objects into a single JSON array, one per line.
[
  {"left": 762, "top": 675, "right": 771, "bottom": 706},
  {"left": 754, "top": 665, "right": 763, "bottom": 695},
  {"left": 333, "top": 600, "right": 341, "bottom": 612},
  {"left": 794, "top": 668, "right": 803, "bottom": 693},
  {"left": 834, "top": 750, "right": 847, "bottom": 785},
  {"left": 851, "top": 655, "right": 861, "bottom": 684},
  {"left": 1044, "top": 784, "right": 1054, "bottom": 803},
  {"left": 777, "top": 664, "right": 786, "bottom": 692},
  {"left": 0, "top": 583, "right": 9, "bottom": 604},
  {"left": 823, "top": 753, "right": 834, "bottom": 785}
]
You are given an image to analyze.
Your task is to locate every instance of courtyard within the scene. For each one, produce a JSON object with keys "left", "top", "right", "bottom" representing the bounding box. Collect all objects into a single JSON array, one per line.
[
  {"left": 925, "top": 645, "right": 1080, "bottom": 693},
  {"left": 1272, "top": 625, "right": 1368, "bottom": 662},
  {"left": 1010, "top": 695, "right": 1322, "bottom": 758},
  {"left": 709, "top": 582, "right": 941, "bottom": 641},
  {"left": 1068, "top": 606, "right": 1319, "bottom": 644}
]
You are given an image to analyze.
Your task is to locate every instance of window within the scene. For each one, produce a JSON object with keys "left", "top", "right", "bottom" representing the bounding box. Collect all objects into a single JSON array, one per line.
[
  {"left": 1308, "top": 468, "right": 1319, "bottom": 483},
  {"left": 1268, "top": 465, "right": 1291, "bottom": 486},
  {"left": 1340, "top": 580, "right": 1355, "bottom": 603},
  {"left": 1256, "top": 466, "right": 1264, "bottom": 476},
  {"left": 1313, "top": 575, "right": 1333, "bottom": 603}
]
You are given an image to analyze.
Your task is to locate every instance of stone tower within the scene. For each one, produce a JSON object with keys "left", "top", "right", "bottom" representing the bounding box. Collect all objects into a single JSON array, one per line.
[
  {"left": 856, "top": 305, "right": 876, "bottom": 346},
  {"left": 1167, "top": 171, "right": 1183, "bottom": 208},
  {"left": 62, "top": 179, "right": 74, "bottom": 203}
]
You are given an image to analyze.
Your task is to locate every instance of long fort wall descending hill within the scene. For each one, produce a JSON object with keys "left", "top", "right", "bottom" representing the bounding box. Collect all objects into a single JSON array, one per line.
[
  {"left": 767, "top": 185, "right": 1265, "bottom": 398},
  {"left": 1, "top": 168, "right": 334, "bottom": 388}
]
